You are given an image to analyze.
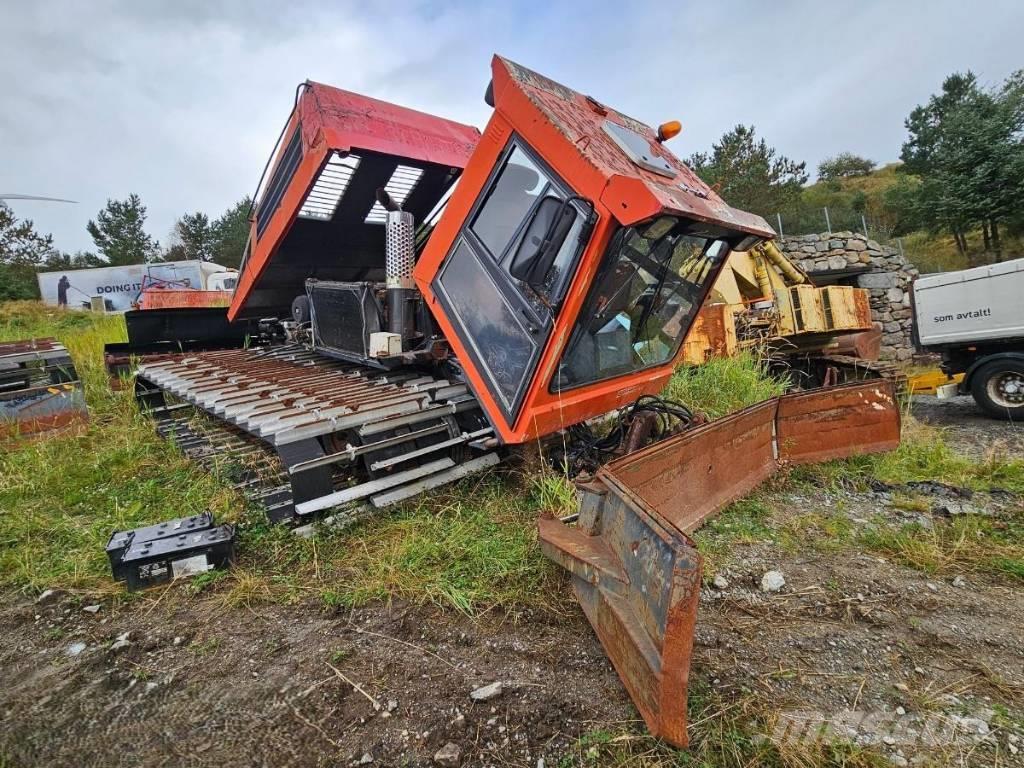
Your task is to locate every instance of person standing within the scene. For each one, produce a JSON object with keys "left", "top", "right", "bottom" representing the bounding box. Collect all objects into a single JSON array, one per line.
[{"left": 57, "top": 275, "right": 70, "bottom": 307}]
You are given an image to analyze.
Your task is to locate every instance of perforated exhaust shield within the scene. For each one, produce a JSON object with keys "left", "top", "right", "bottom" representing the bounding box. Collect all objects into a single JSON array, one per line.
[
  {"left": 539, "top": 380, "right": 900, "bottom": 747},
  {"left": 385, "top": 210, "right": 415, "bottom": 291}
]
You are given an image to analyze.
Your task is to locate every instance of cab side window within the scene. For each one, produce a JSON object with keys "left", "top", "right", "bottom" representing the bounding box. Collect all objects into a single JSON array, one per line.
[
  {"left": 470, "top": 144, "right": 586, "bottom": 307},
  {"left": 471, "top": 147, "right": 545, "bottom": 261}
]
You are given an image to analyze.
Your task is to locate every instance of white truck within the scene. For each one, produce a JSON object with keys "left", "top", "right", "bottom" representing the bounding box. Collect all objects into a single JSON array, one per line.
[
  {"left": 36, "top": 261, "right": 237, "bottom": 313},
  {"left": 912, "top": 257, "right": 1024, "bottom": 419}
]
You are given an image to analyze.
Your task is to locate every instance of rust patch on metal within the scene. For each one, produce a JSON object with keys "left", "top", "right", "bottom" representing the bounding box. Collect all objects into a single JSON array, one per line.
[
  {"left": 539, "top": 481, "right": 701, "bottom": 746},
  {"left": 777, "top": 379, "right": 901, "bottom": 464},
  {"left": 539, "top": 380, "right": 901, "bottom": 749},
  {"left": 681, "top": 304, "right": 734, "bottom": 365},
  {"left": 833, "top": 324, "right": 883, "bottom": 361},
  {"left": 604, "top": 399, "right": 778, "bottom": 534},
  {"left": 137, "top": 290, "right": 233, "bottom": 310},
  {"left": 852, "top": 288, "right": 874, "bottom": 328}
]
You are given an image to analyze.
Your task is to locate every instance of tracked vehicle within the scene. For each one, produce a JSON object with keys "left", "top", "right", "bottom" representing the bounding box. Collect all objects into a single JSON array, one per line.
[{"left": 122, "top": 56, "right": 901, "bottom": 745}]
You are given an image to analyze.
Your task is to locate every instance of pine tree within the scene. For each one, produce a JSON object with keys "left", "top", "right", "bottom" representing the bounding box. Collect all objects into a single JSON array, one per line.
[{"left": 86, "top": 194, "right": 160, "bottom": 265}]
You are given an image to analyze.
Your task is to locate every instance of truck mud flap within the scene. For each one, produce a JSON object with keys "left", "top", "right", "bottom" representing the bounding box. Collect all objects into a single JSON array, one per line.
[{"left": 538, "top": 380, "right": 900, "bottom": 747}]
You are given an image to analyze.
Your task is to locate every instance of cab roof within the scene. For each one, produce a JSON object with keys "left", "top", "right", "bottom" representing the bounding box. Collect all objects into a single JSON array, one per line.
[
  {"left": 297, "top": 81, "right": 481, "bottom": 171},
  {"left": 489, "top": 56, "right": 774, "bottom": 240}
]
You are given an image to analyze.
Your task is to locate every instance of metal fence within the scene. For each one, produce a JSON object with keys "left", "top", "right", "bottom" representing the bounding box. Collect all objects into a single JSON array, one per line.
[{"left": 772, "top": 206, "right": 906, "bottom": 258}]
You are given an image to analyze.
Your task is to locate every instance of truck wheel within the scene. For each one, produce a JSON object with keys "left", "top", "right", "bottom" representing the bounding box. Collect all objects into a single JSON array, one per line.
[
  {"left": 291, "top": 295, "right": 311, "bottom": 324},
  {"left": 970, "top": 359, "right": 1024, "bottom": 420}
]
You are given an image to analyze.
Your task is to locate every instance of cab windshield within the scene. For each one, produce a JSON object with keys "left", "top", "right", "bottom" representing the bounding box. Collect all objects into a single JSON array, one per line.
[{"left": 553, "top": 216, "right": 730, "bottom": 390}]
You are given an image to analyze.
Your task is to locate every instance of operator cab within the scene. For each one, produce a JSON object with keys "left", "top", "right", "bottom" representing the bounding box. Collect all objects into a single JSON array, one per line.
[
  {"left": 553, "top": 216, "right": 733, "bottom": 390},
  {"left": 416, "top": 57, "right": 774, "bottom": 443},
  {"left": 230, "top": 56, "right": 773, "bottom": 445}
]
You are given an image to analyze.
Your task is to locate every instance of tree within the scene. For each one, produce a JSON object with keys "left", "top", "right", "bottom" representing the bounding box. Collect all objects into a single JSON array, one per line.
[
  {"left": 0, "top": 202, "right": 60, "bottom": 300},
  {"left": 881, "top": 175, "right": 926, "bottom": 236},
  {"left": 167, "top": 212, "right": 214, "bottom": 262},
  {"left": 41, "top": 250, "right": 105, "bottom": 270},
  {"left": 688, "top": 125, "right": 808, "bottom": 217},
  {"left": 817, "top": 152, "right": 877, "bottom": 181},
  {"left": 899, "top": 70, "right": 1024, "bottom": 262},
  {"left": 163, "top": 197, "right": 251, "bottom": 267},
  {"left": 86, "top": 194, "right": 160, "bottom": 266},
  {"left": 209, "top": 197, "right": 252, "bottom": 269}
]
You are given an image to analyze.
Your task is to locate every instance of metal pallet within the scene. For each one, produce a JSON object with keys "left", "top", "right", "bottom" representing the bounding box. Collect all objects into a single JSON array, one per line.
[
  {"left": 135, "top": 344, "right": 498, "bottom": 524},
  {"left": 0, "top": 338, "right": 88, "bottom": 439}
]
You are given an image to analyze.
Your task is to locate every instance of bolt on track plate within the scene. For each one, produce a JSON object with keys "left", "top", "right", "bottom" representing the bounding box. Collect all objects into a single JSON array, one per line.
[{"left": 538, "top": 380, "right": 900, "bottom": 747}]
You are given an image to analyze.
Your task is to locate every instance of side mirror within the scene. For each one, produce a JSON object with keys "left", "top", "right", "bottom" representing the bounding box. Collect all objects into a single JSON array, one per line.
[{"left": 509, "top": 196, "right": 583, "bottom": 287}]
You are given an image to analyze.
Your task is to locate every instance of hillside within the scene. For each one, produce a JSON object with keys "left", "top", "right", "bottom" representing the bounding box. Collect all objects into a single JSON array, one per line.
[{"left": 785, "top": 164, "right": 1024, "bottom": 273}]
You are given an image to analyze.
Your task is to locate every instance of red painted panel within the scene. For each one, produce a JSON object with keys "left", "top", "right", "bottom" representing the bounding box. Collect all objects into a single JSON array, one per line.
[{"left": 230, "top": 82, "right": 480, "bottom": 321}]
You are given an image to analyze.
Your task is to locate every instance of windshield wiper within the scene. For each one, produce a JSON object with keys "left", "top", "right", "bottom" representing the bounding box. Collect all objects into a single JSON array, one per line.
[{"left": 633, "top": 236, "right": 676, "bottom": 337}]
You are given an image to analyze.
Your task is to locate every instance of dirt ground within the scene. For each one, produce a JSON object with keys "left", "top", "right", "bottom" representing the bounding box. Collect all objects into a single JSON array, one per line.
[
  {"left": 911, "top": 394, "right": 1024, "bottom": 459},
  {"left": 2, "top": 397, "right": 1022, "bottom": 767}
]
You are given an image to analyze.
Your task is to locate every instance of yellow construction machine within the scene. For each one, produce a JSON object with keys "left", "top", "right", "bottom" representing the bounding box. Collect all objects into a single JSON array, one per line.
[{"left": 682, "top": 240, "right": 892, "bottom": 385}]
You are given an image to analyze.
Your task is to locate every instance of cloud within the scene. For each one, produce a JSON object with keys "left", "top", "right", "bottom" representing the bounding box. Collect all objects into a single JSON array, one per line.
[{"left": 1, "top": 0, "right": 1021, "bottom": 254}]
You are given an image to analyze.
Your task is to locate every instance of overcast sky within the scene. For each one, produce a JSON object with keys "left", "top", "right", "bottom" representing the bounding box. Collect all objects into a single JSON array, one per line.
[{"left": 2, "top": 0, "right": 1022, "bottom": 256}]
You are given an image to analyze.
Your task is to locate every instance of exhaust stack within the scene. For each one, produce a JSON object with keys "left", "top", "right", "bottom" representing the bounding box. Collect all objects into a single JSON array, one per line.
[{"left": 380, "top": 190, "right": 415, "bottom": 343}]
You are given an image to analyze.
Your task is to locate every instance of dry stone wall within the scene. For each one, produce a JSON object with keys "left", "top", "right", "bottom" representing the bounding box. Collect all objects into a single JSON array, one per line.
[{"left": 777, "top": 232, "right": 920, "bottom": 361}]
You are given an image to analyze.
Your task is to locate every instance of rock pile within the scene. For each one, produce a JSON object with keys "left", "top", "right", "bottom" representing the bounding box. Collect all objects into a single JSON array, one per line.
[{"left": 777, "top": 232, "right": 920, "bottom": 361}]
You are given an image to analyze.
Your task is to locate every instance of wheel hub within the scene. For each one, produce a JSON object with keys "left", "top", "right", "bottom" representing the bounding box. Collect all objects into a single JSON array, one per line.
[{"left": 990, "top": 371, "right": 1024, "bottom": 406}]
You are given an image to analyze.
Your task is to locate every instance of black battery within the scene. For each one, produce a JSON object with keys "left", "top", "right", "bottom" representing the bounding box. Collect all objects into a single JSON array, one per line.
[
  {"left": 120, "top": 525, "right": 236, "bottom": 591},
  {"left": 106, "top": 511, "right": 215, "bottom": 581}
]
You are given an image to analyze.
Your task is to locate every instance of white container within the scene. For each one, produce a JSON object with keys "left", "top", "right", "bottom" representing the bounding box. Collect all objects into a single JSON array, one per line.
[
  {"left": 369, "top": 332, "right": 402, "bottom": 358},
  {"left": 913, "top": 258, "right": 1024, "bottom": 347}
]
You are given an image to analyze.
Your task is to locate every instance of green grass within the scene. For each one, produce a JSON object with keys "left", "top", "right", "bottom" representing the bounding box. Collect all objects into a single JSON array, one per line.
[
  {"left": 0, "top": 303, "right": 239, "bottom": 593},
  {"left": 206, "top": 471, "right": 565, "bottom": 613},
  {"left": 900, "top": 231, "right": 969, "bottom": 274},
  {"left": 0, "top": 300, "right": 128, "bottom": 401},
  {"left": 4, "top": 301, "right": 1020, "bottom": 603},
  {"left": 665, "top": 351, "right": 787, "bottom": 419},
  {"left": 792, "top": 419, "right": 1024, "bottom": 495},
  {"left": 6, "top": 300, "right": 1019, "bottom": 603},
  {"left": 857, "top": 513, "right": 1024, "bottom": 581},
  {"left": 694, "top": 496, "right": 775, "bottom": 576},
  {"left": 787, "top": 418, "right": 1024, "bottom": 581},
  {"left": 0, "top": 302, "right": 566, "bottom": 612}
]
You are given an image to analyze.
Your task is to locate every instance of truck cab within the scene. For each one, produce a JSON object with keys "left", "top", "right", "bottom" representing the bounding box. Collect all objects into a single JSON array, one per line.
[
  {"left": 205, "top": 271, "right": 238, "bottom": 292},
  {"left": 913, "top": 257, "right": 1024, "bottom": 419}
]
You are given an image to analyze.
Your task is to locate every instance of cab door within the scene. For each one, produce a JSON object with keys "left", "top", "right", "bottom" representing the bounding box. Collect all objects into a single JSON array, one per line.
[{"left": 432, "top": 139, "right": 587, "bottom": 426}]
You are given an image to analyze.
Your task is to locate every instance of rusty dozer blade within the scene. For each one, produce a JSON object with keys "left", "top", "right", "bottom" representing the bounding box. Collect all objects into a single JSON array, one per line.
[{"left": 539, "top": 380, "right": 900, "bottom": 747}]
